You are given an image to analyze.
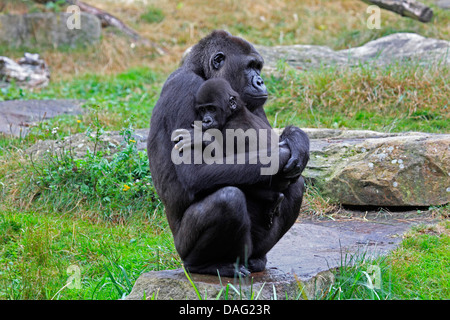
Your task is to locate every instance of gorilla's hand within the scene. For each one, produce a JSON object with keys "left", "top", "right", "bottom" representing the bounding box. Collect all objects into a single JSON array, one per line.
[
  {"left": 173, "top": 128, "right": 195, "bottom": 152},
  {"left": 279, "top": 126, "right": 310, "bottom": 180},
  {"left": 172, "top": 125, "right": 213, "bottom": 153}
]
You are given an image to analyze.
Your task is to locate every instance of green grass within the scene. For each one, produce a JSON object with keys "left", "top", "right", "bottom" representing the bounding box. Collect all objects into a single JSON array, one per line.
[
  {"left": 0, "top": 67, "right": 162, "bottom": 156},
  {"left": 0, "top": 87, "right": 179, "bottom": 299},
  {"left": 264, "top": 61, "right": 449, "bottom": 133},
  {"left": 0, "top": 207, "right": 178, "bottom": 300},
  {"left": 0, "top": 66, "right": 161, "bottom": 129},
  {"left": 385, "top": 222, "right": 450, "bottom": 299},
  {"left": 140, "top": 7, "right": 165, "bottom": 24}
]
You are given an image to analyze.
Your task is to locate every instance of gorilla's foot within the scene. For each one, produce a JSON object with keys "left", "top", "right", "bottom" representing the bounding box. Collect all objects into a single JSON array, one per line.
[
  {"left": 247, "top": 256, "right": 267, "bottom": 273},
  {"left": 184, "top": 262, "right": 250, "bottom": 278}
]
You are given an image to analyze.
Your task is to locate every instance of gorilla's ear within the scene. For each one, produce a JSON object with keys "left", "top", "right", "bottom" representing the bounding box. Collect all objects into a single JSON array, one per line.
[
  {"left": 229, "top": 95, "right": 237, "bottom": 111},
  {"left": 211, "top": 52, "right": 225, "bottom": 70}
]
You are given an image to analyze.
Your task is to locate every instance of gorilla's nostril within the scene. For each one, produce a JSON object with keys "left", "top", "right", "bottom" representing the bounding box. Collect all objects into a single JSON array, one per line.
[
  {"left": 253, "top": 76, "right": 265, "bottom": 88},
  {"left": 203, "top": 117, "right": 212, "bottom": 124}
]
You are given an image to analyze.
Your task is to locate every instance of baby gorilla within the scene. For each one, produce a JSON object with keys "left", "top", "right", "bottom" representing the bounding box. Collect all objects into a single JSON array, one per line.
[{"left": 194, "top": 78, "right": 284, "bottom": 228}]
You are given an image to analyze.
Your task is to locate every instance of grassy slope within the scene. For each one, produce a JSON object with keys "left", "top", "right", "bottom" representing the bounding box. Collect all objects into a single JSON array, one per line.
[{"left": 0, "top": 0, "right": 449, "bottom": 300}]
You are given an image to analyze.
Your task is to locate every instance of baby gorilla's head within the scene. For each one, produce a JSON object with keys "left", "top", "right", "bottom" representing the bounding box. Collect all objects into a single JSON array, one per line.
[{"left": 195, "top": 78, "right": 243, "bottom": 130}]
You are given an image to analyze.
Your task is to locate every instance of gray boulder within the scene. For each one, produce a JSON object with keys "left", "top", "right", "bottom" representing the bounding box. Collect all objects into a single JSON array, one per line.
[
  {"left": 0, "top": 12, "right": 101, "bottom": 48},
  {"left": 435, "top": 0, "right": 450, "bottom": 9},
  {"left": 303, "top": 129, "right": 450, "bottom": 207},
  {"left": 256, "top": 33, "right": 450, "bottom": 72}
]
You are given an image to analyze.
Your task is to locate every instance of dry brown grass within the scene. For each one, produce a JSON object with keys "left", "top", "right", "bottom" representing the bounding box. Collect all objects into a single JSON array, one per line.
[
  {"left": 300, "top": 184, "right": 341, "bottom": 217},
  {"left": 2, "top": 0, "right": 449, "bottom": 80}
]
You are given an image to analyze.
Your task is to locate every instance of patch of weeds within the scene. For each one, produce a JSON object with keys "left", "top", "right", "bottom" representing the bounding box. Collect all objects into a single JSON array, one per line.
[
  {"left": 0, "top": 220, "right": 22, "bottom": 245},
  {"left": 0, "top": 83, "right": 27, "bottom": 101},
  {"left": 22, "top": 110, "right": 160, "bottom": 220},
  {"left": 325, "top": 249, "right": 393, "bottom": 300},
  {"left": 429, "top": 204, "right": 450, "bottom": 219}
]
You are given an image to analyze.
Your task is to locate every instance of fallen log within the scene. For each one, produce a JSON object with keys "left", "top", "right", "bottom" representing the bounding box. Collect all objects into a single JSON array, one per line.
[
  {"left": 361, "top": 0, "right": 433, "bottom": 22},
  {"left": 67, "top": 0, "right": 142, "bottom": 41}
]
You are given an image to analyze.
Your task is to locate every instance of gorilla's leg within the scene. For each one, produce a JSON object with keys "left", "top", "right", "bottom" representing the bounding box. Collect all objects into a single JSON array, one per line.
[
  {"left": 247, "top": 177, "right": 305, "bottom": 272},
  {"left": 175, "top": 186, "right": 252, "bottom": 277}
]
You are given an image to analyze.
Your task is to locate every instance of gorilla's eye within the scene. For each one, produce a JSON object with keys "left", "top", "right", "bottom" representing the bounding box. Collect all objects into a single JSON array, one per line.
[
  {"left": 211, "top": 52, "right": 225, "bottom": 70},
  {"left": 247, "top": 60, "right": 263, "bottom": 72}
]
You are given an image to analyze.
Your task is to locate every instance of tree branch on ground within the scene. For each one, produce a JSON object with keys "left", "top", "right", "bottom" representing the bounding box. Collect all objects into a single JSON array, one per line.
[{"left": 361, "top": 0, "right": 433, "bottom": 22}]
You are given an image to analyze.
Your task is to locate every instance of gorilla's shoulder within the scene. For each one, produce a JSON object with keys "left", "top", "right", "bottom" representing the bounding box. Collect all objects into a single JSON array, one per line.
[{"left": 161, "top": 68, "right": 204, "bottom": 95}]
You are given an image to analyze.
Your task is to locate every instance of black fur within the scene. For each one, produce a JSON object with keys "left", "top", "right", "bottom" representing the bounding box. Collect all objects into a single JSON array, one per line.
[
  {"left": 194, "top": 78, "right": 286, "bottom": 228},
  {"left": 147, "top": 30, "right": 309, "bottom": 277}
]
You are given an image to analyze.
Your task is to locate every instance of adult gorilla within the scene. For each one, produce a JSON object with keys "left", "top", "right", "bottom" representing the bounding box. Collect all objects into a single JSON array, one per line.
[{"left": 147, "top": 30, "right": 309, "bottom": 277}]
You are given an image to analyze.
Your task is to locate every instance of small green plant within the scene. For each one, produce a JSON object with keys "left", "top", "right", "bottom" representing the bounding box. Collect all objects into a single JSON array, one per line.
[
  {"left": 140, "top": 7, "right": 165, "bottom": 24},
  {"left": 0, "top": 83, "right": 26, "bottom": 101},
  {"left": 44, "top": 0, "right": 67, "bottom": 13},
  {"left": 325, "top": 249, "right": 392, "bottom": 300},
  {"left": 102, "top": 262, "right": 133, "bottom": 299}
]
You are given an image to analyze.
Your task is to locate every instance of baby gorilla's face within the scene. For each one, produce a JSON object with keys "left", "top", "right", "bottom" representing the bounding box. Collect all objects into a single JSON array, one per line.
[
  {"left": 195, "top": 79, "right": 241, "bottom": 131},
  {"left": 197, "top": 104, "right": 223, "bottom": 130}
]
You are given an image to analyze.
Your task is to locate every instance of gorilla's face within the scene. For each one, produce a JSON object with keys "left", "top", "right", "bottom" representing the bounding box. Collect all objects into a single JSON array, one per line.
[
  {"left": 195, "top": 78, "right": 243, "bottom": 130},
  {"left": 209, "top": 50, "right": 267, "bottom": 112},
  {"left": 186, "top": 30, "right": 268, "bottom": 112}
]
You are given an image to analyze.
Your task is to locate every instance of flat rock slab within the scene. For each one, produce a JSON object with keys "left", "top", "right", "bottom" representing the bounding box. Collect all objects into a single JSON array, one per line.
[
  {"left": 0, "top": 99, "right": 85, "bottom": 137},
  {"left": 125, "top": 211, "right": 434, "bottom": 300},
  {"left": 26, "top": 128, "right": 148, "bottom": 159},
  {"left": 268, "top": 211, "right": 428, "bottom": 281}
]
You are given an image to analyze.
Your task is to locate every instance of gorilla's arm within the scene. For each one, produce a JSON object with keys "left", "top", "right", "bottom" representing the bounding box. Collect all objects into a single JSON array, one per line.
[
  {"left": 176, "top": 161, "right": 280, "bottom": 199},
  {"left": 252, "top": 107, "right": 310, "bottom": 181}
]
